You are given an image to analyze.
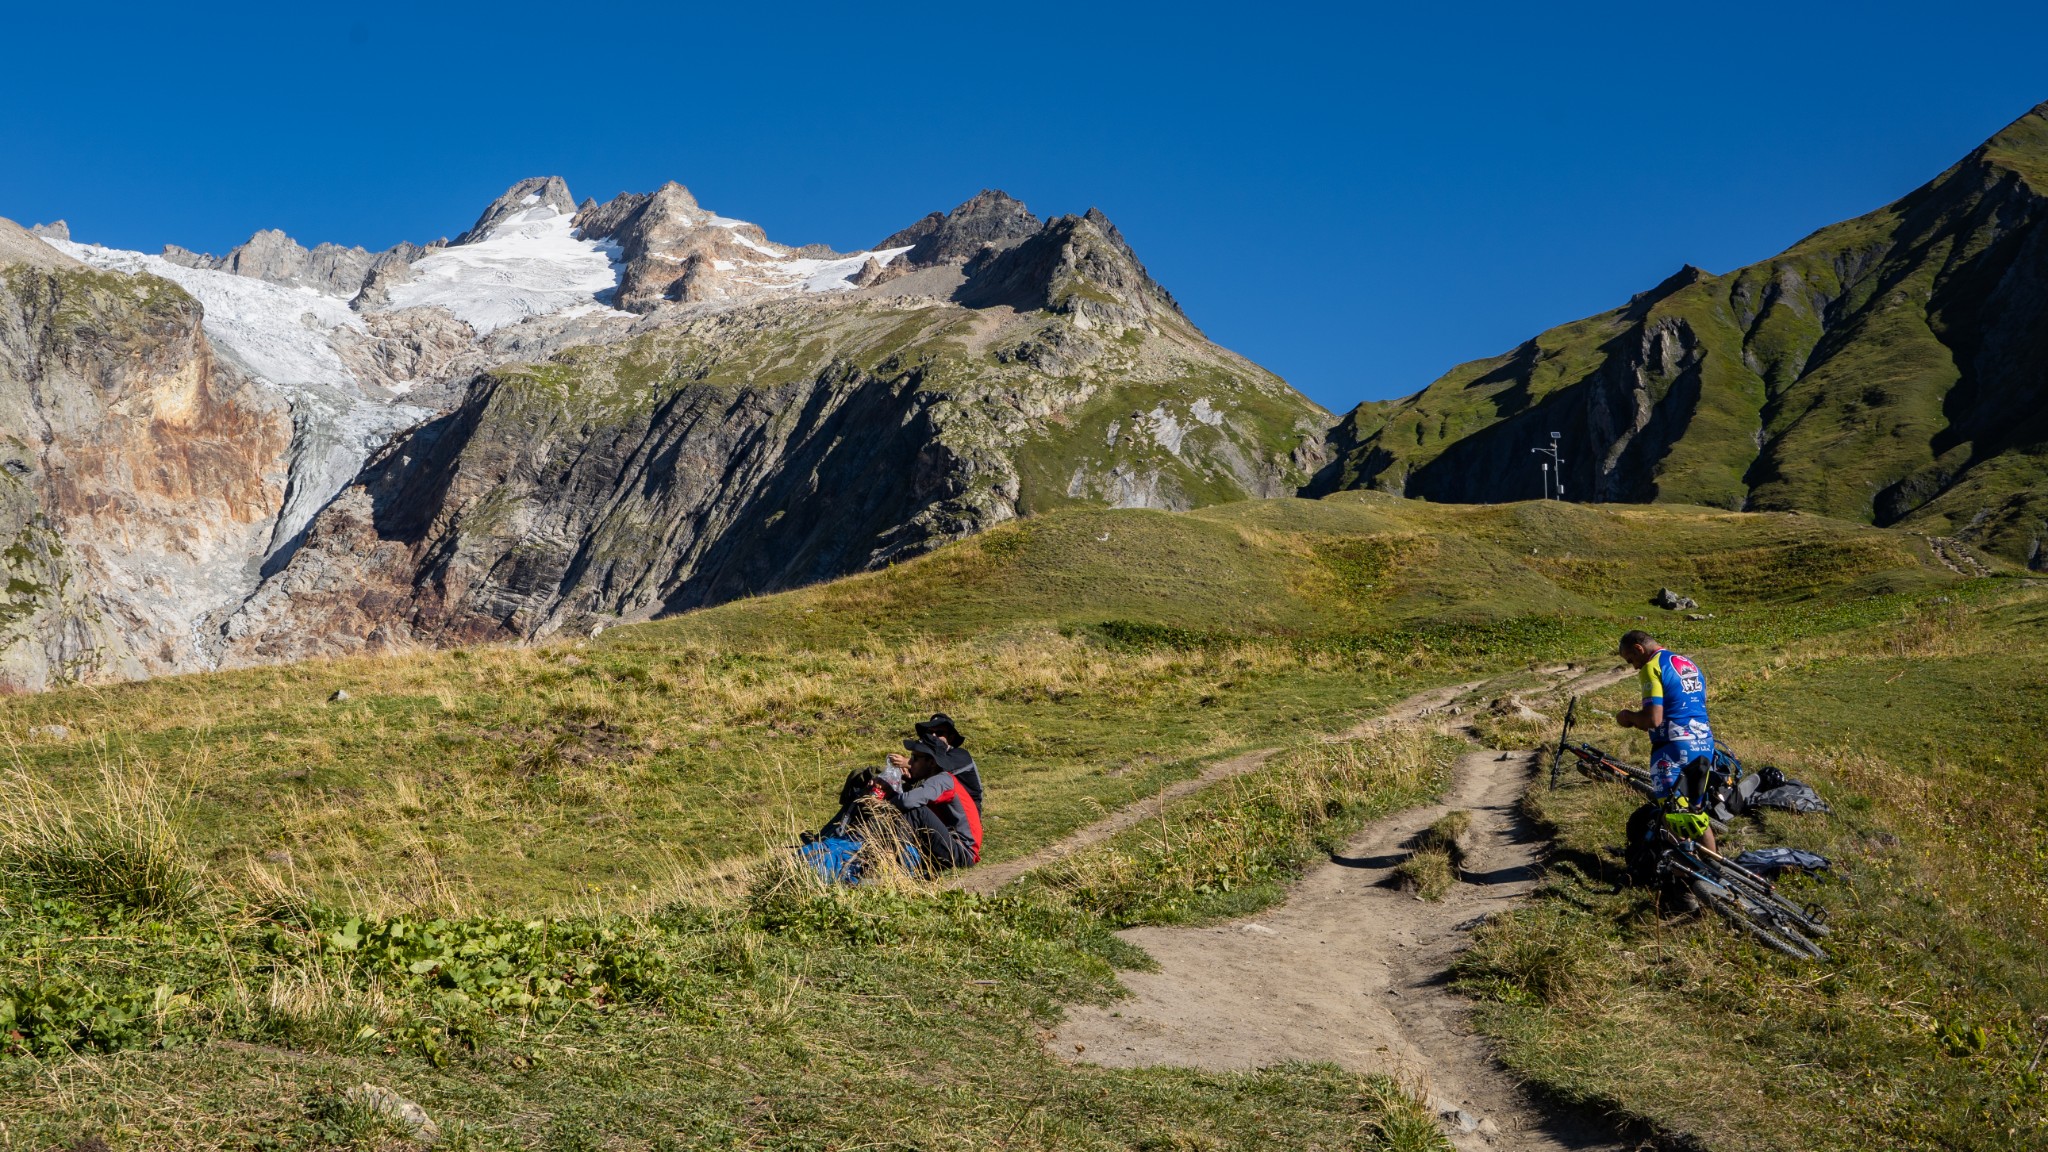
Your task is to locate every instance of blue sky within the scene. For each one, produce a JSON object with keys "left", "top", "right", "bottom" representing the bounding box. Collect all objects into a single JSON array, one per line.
[{"left": 5, "top": 2, "right": 2046, "bottom": 412}]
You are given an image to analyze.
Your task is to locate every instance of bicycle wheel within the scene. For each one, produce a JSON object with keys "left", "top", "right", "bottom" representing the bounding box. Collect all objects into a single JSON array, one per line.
[
  {"left": 1700, "top": 887, "right": 1814, "bottom": 960},
  {"left": 1771, "top": 920, "right": 1828, "bottom": 961},
  {"left": 1755, "top": 891, "right": 1831, "bottom": 938},
  {"left": 1712, "top": 867, "right": 1832, "bottom": 937}
]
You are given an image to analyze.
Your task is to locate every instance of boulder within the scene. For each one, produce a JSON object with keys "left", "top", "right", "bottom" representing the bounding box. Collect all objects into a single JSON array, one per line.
[
  {"left": 1650, "top": 587, "right": 1698, "bottom": 611},
  {"left": 339, "top": 1083, "right": 439, "bottom": 1144}
]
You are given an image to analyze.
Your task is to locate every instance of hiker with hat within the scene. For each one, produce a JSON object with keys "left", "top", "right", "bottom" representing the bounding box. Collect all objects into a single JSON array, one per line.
[
  {"left": 886, "top": 732, "right": 983, "bottom": 872},
  {"left": 906, "top": 713, "right": 981, "bottom": 810}
]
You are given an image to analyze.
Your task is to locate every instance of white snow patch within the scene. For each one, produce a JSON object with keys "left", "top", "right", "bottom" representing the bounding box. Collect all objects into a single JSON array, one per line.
[
  {"left": 707, "top": 217, "right": 785, "bottom": 258},
  {"left": 726, "top": 245, "right": 914, "bottom": 295},
  {"left": 44, "top": 239, "right": 365, "bottom": 387},
  {"left": 386, "top": 204, "right": 626, "bottom": 334}
]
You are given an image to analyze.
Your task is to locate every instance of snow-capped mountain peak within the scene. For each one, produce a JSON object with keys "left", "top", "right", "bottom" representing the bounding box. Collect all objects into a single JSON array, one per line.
[{"left": 384, "top": 195, "right": 625, "bottom": 335}]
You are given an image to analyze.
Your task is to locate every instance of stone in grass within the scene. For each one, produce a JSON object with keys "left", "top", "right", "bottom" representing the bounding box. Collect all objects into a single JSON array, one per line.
[
  {"left": 1650, "top": 587, "right": 1698, "bottom": 611},
  {"left": 339, "top": 1083, "right": 440, "bottom": 1144},
  {"left": 29, "top": 723, "right": 70, "bottom": 741},
  {"left": 328, "top": 689, "right": 350, "bottom": 702}
]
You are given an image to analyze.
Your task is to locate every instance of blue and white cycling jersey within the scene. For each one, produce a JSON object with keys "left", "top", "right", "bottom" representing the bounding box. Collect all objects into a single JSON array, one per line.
[{"left": 1640, "top": 650, "right": 1713, "bottom": 798}]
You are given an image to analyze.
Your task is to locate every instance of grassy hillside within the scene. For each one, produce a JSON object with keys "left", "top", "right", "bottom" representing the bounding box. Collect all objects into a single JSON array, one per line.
[
  {"left": 2, "top": 496, "right": 1952, "bottom": 911},
  {"left": 1323, "top": 100, "right": 2048, "bottom": 571},
  {"left": 5, "top": 492, "right": 2028, "bottom": 1149},
  {"left": 1457, "top": 580, "right": 2048, "bottom": 1151}
]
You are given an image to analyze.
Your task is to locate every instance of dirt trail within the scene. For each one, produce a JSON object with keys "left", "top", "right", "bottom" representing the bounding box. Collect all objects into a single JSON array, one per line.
[
  {"left": 954, "top": 678, "right": 1490, "bottom": 895},
  {"left": 1046, "top": 663, "right": 1637, "bottom": 1150}
]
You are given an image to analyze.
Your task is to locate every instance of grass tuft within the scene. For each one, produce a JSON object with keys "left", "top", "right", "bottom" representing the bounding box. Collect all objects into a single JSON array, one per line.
[
  {"left": 1392, "top": 847, "right": 1456, "bottom": 900},
  {"left": 1394, "top": 810, "right": 1471, "bottom": 901},
  {"left": 1418, "top": 809, "right": 1472, "bottom": 860},
  {"left": 0, "top": 759, "right": 201, "bottom": 914}
]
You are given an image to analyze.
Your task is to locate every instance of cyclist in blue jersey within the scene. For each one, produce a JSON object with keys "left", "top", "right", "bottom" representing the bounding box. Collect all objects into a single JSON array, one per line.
[{"left": 1614, "top": 630, "right": 1718, "bottom": 854}]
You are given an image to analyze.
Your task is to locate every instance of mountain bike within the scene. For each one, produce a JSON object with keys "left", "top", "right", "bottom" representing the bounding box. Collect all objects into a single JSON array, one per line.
[
  {"left": 1654, "top": 827, "right": 1831, "bottom": 960},
  {"left": 1548, "top": 696, "right": 1728, "bottom": 833},
  {"left": 1549, "top": 697, "right": 1826, "bottom": 957}
]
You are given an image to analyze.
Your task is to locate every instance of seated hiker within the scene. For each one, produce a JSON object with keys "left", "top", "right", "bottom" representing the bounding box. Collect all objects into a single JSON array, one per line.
[
  {"left": 912, "top": 713, "right": 983, "bottom": 810},
  {"left": 814, "top": 759, "right": 910, "bottom": 843},
  {"left": 889, "top": 736, "right": 983, "bottom": 872},
  {"left": 800, "top": 760, "right": 922, "bottom": 884}
]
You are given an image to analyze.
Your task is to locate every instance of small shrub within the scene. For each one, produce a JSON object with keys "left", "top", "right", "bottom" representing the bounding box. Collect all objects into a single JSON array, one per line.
[
  {"left": 0, "top": 975, "right": 175, "bottom": 1057},
  {"left": 1097, "top": 619, "right": 1221, "bottom": 651}
]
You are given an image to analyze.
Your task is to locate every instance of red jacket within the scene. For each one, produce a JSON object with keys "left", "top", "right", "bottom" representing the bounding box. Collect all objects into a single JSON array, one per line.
[{"left": 896, "top": 770, "right": 982, "bottom": 862}]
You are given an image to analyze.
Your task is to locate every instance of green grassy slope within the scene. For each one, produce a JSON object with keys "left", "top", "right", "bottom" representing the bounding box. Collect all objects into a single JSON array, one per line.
[
  {"left": 1324, "top": 100, "right": 2048, "bottom": 571},
  {"left": 0, "top": 497, "right": 1953, "bottom": 912},
  {"left": 2, "top": 491, "right": 2033, "bottom": 1149}
]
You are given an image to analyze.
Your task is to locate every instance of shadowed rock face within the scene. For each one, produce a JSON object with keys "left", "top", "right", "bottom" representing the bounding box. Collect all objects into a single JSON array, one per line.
[
  {"left": 220, "top": 347, "right": 1018, "bottom": 660},
  {"left": 220, "top": 203, "right": 1329, "bottom": 662},
  {"left": 879, "top": 190, "right": 1044, "bottom": 266},
  {"left": 0, "top": 222, "right": 293, "bottom": 688},
  {"left": 1321, "top": 101, "right": 2048, "bottom": 568}
]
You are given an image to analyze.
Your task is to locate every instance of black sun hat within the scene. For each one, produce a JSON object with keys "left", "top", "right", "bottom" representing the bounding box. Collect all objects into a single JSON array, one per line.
[
  {"left": 915, "top": 713, "right": 965, "bottom": 748},
  {"left": 902, "top": 735, "right": 972, "bottom": 772}
]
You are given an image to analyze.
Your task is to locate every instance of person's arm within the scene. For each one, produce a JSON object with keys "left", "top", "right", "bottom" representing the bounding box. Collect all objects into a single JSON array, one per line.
[
  {"left": 1617, "top": 702, "right": 1664, "bottom": 731},
  {"left": 893, "top": 772, "right": 955, "bottom": 810},
  {"left": 1616, "top": 661, "right": 1665, "bottom": 731}
]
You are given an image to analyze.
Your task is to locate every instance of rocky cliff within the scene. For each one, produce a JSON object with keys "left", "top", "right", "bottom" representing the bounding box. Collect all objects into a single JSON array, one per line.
[
  {"left": 1, "top": 179, "right": 1328, "bottom": 684},
  {"left": 1321, "top": 100, "right": 2048, "bottom": 569},
  {"left": 0, "top": 220, "right": 293, "bottom": 687}
]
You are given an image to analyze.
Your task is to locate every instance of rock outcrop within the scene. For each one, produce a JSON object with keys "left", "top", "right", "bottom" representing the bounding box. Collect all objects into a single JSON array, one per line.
[
  {"left": 0, "top": 219, "right": 293, "bottom": 688},
  {"left": 160, "top": 230, "right": 424, "bottom": 300},
  {"left": 879, "top": 189, "right": 1043, "bottom": 267}
]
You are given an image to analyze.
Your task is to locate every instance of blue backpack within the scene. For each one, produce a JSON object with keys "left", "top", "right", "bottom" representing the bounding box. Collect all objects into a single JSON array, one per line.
[{"left": 798, "top": 835, "right": 924, "bottom": 886}]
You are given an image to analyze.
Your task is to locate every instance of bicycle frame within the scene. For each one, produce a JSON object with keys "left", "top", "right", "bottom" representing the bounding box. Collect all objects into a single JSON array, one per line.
[{"left": 1550, "top": 695, "right": 1654, "bottom": 795}]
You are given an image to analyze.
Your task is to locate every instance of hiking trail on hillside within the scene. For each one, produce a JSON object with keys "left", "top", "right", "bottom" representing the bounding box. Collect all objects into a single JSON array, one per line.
[
  {"left": 956, "top": 677, "right": 1492, "bottom": 895},
  {"left": 1004, "top": 664, "right": 1639, "bottom": 1150}
]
